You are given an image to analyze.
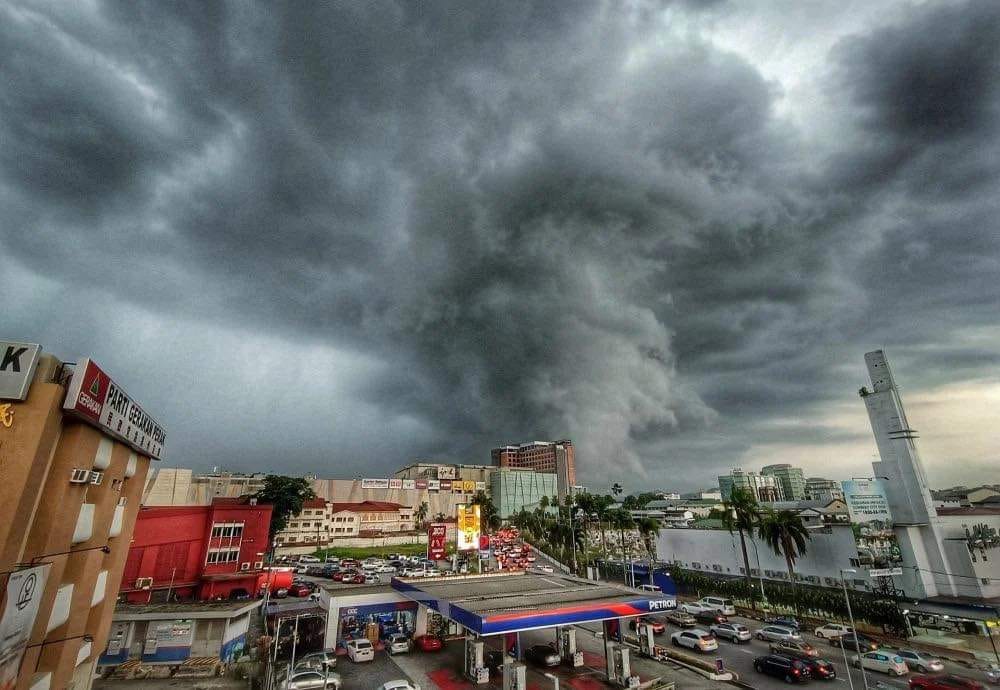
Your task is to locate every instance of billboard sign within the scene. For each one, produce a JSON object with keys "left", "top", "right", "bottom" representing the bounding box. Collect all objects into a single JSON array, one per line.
[
  {"left": 439, "top": 479, "right": 452, "bottom": 491},
  {"left": 415, "top": 479, "right": 428, "bottom": 490},
  {"left": 0, "top": 565, "right": 49, "bottom": 686},
  {"left": 427, "top": 479, "right": 440, "bottom": 491},
  {"left": 463, "top": 480, "right": 476, "bottom": 493},
  {"left": 0, "top": 342, "right": 41, "bottom": 401},
  {"left": 457, "top": 504, "right": 481, "bottom": 551},
  {"left": 63, "top": 358, "right": 166, "bottom": 459},
  {"left": 389, "top": 479, "right": 402, "bottom": 489},
  {"left": 428, "top": 523, "right": 448, "bottom": 560},
  {"left": 437, "top": 466, "right": 457, "bottom": 480},
  {"left": 475, "top": 481, "right": 486, "bottom": 491},
  {"left": 402, "top": 479, "right": 416, "bottom": 490},
  {"left": 842, "top": 479, "right": 901, "bottom": 567},
  {"left": 361, "top": 478, "right": 389, "bottom": 490}
]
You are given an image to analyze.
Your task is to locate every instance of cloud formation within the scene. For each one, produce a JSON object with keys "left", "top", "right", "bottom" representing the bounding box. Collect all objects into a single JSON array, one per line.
[{"left": 2, "top": 0, "right": 998, "bottom": 489}]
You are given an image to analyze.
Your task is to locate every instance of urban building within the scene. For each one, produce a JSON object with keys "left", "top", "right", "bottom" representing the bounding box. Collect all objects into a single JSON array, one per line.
[
  {"left": 142, "top": 469, "right": 266, "bottom": 506},
  {"left": 681, "top": 489, "right": 723, "bottom": 501},
  {"left": 490, "top": 469, "right": 557, "bottom": 519},
  {"left": 0, "top": 345, "right": 162, "bottom": 690},
  {"left": 643, "top": 498, "right": 724, "bottom": 519},
  {"left": 393, "top": 462, "right": 495, "bottom": 486},
  {"left": 118, "top": 497, "right": 273, "bottom": 604},
  {"left": 718, "top": 468, "right": 783, "bottom": 502},
  {"left": 491, "top": 440, "right": 575, "bottom": 497},
  {"left": 97, "top": 599, "right": 260, "bottom": 671},
  {"left": 274, "top": 500, "right": 415, "bottom": 555},
  {"left": 805, "top": 477, "right": 845, "bottom": 502},
  {"left": 761, "top": 464, "right": 806, "bottom": 501}
]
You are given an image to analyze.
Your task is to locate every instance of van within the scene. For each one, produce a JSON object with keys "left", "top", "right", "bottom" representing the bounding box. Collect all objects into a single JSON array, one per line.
[{"left": 698, "top": 596, "right": 736, "bottom": 616}]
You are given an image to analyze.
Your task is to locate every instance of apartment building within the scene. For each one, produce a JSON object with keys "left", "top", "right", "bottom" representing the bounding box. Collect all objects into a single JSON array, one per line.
[
  {"left": 0, "top": 344, "right": 162, "bottom": 690},
  {"left": 761, "top": 464, "right": 807, "bottom": 501},
  {"left": 491, "top": 439, "right": 575, "bottom": 498},
  {"left": 274, "top": 500, "right": 415, "bottom": 553},
  {"left": 805, "top": 477, "right": 845, "bottom": 502},
  {"left": 718, "top": 467, "right": 783, "bottom": 502}
]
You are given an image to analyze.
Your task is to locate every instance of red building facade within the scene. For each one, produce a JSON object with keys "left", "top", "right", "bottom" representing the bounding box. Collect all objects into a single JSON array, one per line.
[
  {"left": 119, "top": 497, "right": 273, "bottom": 603},
  {"left": 491, "top": 439, "right": 576, "bottom": 486}
]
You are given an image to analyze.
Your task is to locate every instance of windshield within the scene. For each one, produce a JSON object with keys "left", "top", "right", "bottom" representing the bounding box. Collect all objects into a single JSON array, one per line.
[{"left": 357, "top": 641, "right": 372, "bottom": 649}]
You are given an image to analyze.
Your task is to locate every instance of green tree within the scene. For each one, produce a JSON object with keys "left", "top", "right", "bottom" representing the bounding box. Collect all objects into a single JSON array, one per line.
[
  {"left": 253, "top": 475, "right": 317, "bottom": 540},
  {"left": 470, "top": 491, "right": 501, "bottom": 531},
  {"left": 722, "top": 487, "right": 760, "bottom": 606},
  {"left": 611, "top": 483, "right": 623, "bottom": 498},
  {"left": 538, "top": 495, "right": 551, "bottom": 511},
  {"left": 757, "top": 508, "right": 811, "bottom": 612},
  {"left": 415, "top": 501, "right": 429, "bottom": 528},
  {"left": 636, "top": 516, "right": 661, "bottom": 559}
]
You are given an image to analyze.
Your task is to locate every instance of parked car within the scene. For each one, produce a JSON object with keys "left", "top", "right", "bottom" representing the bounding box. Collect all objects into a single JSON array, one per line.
[
  {"left": 345, "top": 639, "right": 374, "bottom": 663},
  {"left": 806, "top": 658, "right": 837, "bottom": 680},
  {"left": 376, "top": 565, "right": 397, "bottom": 574},
  {"left": 364, "top": 574, "right": 380, "bottom": 584},
  {"left": 629, "top": 616, "right": 666, "bottom": 634},
  {"left": 814, "top": 623, "right": 854, "bottom": 640},
  {"left": 273, "top": 588, "right": 289, "bottom": 599},
  {"left": 909, "top": 674, "right": 986, "bottom": 689},
  {"left": 532, "top": 565, "right": 555, "bottom": 574},
  {"left": 834, "top": 634, "right": 880, "bottom": 652},
  {"left": 767, "top": 616, "right": 801, "bottom": 630},
  {"left": 299, "top": 555, "right": 321, "bottom": 564},
  {"left": 770, "top": 639, "right": 820, "bottom": 659},
  {"left": 670, "top": 629, "right": 718, "bottom": 653},
  {"left": 694, "top": 610, "right": 728, "bottom": 626},
  {"left": 278, "top": 670, "right": 342, "bottom": 689},
  {"left": 413, "top": 635, "right": 443, "bottom": 652},
  {"left": 524, "top": 644, "right": 561, "bottom": 667},
  {"left": 756, "top": 626, "right": 801, "bottom": 643},
  {"left": 680, "top": 601, "right": 714, "bottom": 615},
  {"left": 387, "top": 634, "right": 411, "bottom": 655},
  {"left": 897, "top": 650, "right": 945, "bottom": 673},
  {"left": 710, "top": 622, "right": 752, "bottom": 643},
  {"left": 754, "top": 654, "right": 812, "bottom": 684},
  {"left": 289, "top": 583, "right": 314, "bottom": 597},
  {"left": 664, "top": 610, "right": 697, "bottom": 627},
  {"left": 378, "top": 682, "right": 421, "bottom": 690},
  {"left": 697, "top": 596, "right": 736, "bottom": 616},
  {"left": 853, "top": 651, "right": 909, "bottom": 676},
  {"left": 294, "top": 652, "right": 337, "bottom": 672},
  {"left": 295, "top": 565, "right": 311, "bottom": 574}
]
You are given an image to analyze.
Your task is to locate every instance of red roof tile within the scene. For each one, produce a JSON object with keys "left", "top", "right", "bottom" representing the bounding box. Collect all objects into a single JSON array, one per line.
[{"left": 329, "top": 500, "right": 404, "bottom": 513}]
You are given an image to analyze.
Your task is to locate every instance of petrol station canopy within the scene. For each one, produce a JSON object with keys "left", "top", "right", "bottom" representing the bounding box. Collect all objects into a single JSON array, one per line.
[{"left": 391, "top": 571, "right": 672, "bottom": 635}]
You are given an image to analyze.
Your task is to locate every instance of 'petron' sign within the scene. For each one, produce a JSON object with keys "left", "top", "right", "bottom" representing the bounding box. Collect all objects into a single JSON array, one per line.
[{"left": 63, "top": 358, "right": 166, "bottom": 460}]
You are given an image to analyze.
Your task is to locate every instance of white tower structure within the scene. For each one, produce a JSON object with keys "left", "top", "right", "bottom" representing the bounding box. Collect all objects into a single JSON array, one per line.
[{"left": 861, "top": 350, "right": 961, "bottom": 598}]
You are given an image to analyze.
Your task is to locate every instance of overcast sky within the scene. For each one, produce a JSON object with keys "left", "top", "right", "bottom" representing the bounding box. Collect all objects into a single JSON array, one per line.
[{"left": 3, "top": 0, "right": 999, "bottom": 492}]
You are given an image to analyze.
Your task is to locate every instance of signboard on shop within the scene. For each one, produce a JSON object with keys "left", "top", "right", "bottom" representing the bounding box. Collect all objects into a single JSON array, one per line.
[
  {"left": 361, "top": 478, "right": 390, "bottom": 489},
  {"left": 427, "top": 480, "right": 440, "bottom": 491},
  {"left": 439, "top": 479, "right": 452, "bottom": 491},
  {"left": 402, "top": 479, "right": 416, "bottom": 490},
  {"left": 437, "top": 466, "right": 457, "bottom": 480},
  {"left": 0, "top": 565, "right": 50, "bottom": 687},
  {"left": 0, "top": 342, "right": 41, "bottom": 401},
  {"left": 428, "top": 523, "right": 448, "bottom": 560},
  {"left": 463, "top": 480, "right": 476, "bottom": 492},
  {"left": 475, "top": 481, "right": 486, "bottom": 491},
  {"left": 389, "top": 479, "right": 402, "bottom": 489},
  {"left": 63, "top": 358, "right": 166, "bottom": 459},
  {"left": 415, "top": 479, "right": 428, "bottom": 490}
]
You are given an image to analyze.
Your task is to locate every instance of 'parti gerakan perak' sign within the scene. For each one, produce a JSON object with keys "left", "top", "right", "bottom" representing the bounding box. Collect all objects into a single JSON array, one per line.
[{"left": 63, "top": 358, "right": 166, "bottom": 460}]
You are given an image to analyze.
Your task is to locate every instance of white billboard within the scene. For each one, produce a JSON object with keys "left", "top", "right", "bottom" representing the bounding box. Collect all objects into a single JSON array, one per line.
[
  {"left": 361, "top": 478, "right": 389, "bottom": 490},
  {"left": 0, "top": 342, "right": 41, "bottom": 401}
]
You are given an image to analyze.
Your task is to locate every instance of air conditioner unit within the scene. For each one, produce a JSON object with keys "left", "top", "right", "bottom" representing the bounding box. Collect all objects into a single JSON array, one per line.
[
  {"left": 69, "top": 468, "right": 90, "bottom": 484},
  {"left": 90, "top": 470, "right": 104, "bottom": 485},
  {"left": 240, "top": 562, "right": 250, "bottom": 571},
  {"left": 135, "top": 577, "right": 153, "bottom": 589},
  {"left": 712, "top": 564, "right": 723, "bottom": 572},
  {"left": 253, "top": 561, "right": 263, "bottom": 569}
]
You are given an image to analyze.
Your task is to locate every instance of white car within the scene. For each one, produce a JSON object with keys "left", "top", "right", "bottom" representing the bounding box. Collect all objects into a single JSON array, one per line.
[
  {"left": 710, "top": 622, "right": 752, "bottom": 643},
  {"left": 895, "top": 650, "right": 944, "bottom": 673},
  {"left": 379, "top": 682, "right": 421, "bottom": 690},
  {"left": 697, "top": 596, "right": 736, "bottom": 616},
  {"left": 670, "top": 629, "right": 718, "bottom": 653},
  {"left": 814, "top": 623, "right": 854, "bottom": 640},
  {"left": 299, "top": 555, "right": 321, "bottom": 564},
  {"left": 401, "top": 568, "right": 428, "bottom": 577},
  {"left": 532, "top": 565, "right": 555, "bottom": 574},
  {"left": 755, "top": 626, "right": 801, "bottom": 643},
  {"left": 376, "top": 565, "right": 398, "bottom": 574},
  {"left": 853, "top": 651, "right": 909, "bottom": 676},
  {"left": 279, "top": 670, "right": 341, "bottom": 689},
  {"left": 345, "top": 639, "right": 374, "bottom": 663},
  {"left": 679, "top": 601, "right": 714, "bottom": 615}
]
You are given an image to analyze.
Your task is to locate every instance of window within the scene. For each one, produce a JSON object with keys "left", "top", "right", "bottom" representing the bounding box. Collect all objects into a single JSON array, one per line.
[
  {"left": 206, "top": 548, "right": 240, "bottom": 564},
  {"left": 210, "top": 523, "right": 245, "bottom": 539}
]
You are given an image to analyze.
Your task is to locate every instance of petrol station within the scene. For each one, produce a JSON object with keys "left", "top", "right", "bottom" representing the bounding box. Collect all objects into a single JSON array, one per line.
[{"left": 387, "top": 570, "right": 675, "bottom": 688}]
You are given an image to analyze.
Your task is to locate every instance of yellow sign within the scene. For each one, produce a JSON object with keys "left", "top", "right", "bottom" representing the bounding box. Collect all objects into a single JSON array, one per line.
[
  {"left": 0, "top": 404, "right": 13, "bottom": 428},
  {"left": 987, "top": 620, "right": 1000, "bottom": 629},
  {"left": 463, "top": 480, "right": 476, "bottom": 492},
  {"left": 456, "top": 504, "right": 481, "bottom": 551}
]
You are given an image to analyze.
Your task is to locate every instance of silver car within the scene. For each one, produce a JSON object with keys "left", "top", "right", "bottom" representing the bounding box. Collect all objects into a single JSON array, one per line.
[
  {"left": 279, "top": 670, "right": 342, "bottom": 689},
  {"left": 710, "top": 622, "right": 752, "bottom": 643},
  {"left": 896, "top": 649, "right": 944, "bottom": 673},
  {"left": 387, "top": 634, "right": 411, "bottom": 655},
  {"left": 293, "top": 651, "right": 337, "bottom": 672},
  {"left": 755, "top": 625, "right": 801, "bottom": 643}
]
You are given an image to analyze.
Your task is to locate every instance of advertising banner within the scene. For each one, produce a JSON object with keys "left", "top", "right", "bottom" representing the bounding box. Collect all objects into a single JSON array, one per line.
[
  {"left": 415, "top": 479, "right": 428, "bottom": 490},
  {"left": 453, "top": 483, "right": 465, "bottom": 493},
  {"left": 842, "top": 479, "right": 902, "bottom": 567},
  {"left": 427, "top": 479, "right": 440, "bottom": 491},
  {"left": 0, "top": 342, "right": 41, "bottom": 401},
  {"left": 475, "top": 481, "right": 486, "bottom": 491},
  {"left": 437, "top": 466, "right": 457, "bottom": 480},
  {"left": 463, "top": 480, "right": 476, "bottom": 492},
  {"left": 428, "top": 523, "right": 448, "bottom": 560},
  {"left": 457, "top": 504, "right": 481, "bottom": 551},
  {"left": 439, "top": 479, "right": 452, "bottom": 491},
  {"left": 389, "top": 479, "right": 402, "bottom": 489},
  {"left": 402, "top": 479, "right": 416, "bottom": 490},
  {"left": 0, "top": 565, "right": 50, "bottom": 687},
  {"left": 361, "top": 478, "right": 390, "bottom": 490}
]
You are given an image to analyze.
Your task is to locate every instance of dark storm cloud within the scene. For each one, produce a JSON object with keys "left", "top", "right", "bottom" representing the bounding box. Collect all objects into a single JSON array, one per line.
[{"left": 2, "top": 0, "right": 998, "bottom": 488}]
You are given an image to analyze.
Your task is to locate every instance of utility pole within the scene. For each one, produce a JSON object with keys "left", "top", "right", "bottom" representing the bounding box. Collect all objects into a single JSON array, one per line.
[{"left": 841, "top": 569, "right": 869, "bottom": 690}]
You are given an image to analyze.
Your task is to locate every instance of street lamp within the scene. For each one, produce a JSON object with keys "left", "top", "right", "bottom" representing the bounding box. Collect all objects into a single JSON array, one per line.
[{"left": 840, "top": 568, "right": 869, "bottom": 690}]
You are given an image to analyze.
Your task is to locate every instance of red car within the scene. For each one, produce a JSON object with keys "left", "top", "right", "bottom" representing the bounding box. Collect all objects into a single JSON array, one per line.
[
  {"left": 348, "top": 573, "right": 365, "bottom": 584},
  {"left": 909, "top": 675, "right": 986, "bottom": 689},
  {"left": 413, "top": 635, "right": 443, "bottom": 652},
  {"left": 331, "top": 571, "right": 346, "bottom": 582},
  {"left": 629, "top": 616, "right": 666, "bottom": 634},
  {"left": 288, "top": 583, "right": 314, "bottom": 597}
]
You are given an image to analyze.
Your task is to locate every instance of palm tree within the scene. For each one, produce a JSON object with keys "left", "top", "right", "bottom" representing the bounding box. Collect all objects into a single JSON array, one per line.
[
  {"left": 757, "top": 508, "right": 811, "bottom": 613},
  {"left": 723, "top": 488, "right": 760, "bottom": 605},
  {"left": 415, "top": 501, "right": 429, "bottom": 528},
  {"left": 539, "top": 495, "right": 550, "bottom": 511},
  {"left": 611, "top": 483, "right": 623, "bottom": 498},
  {"left": 636, "top": 516, "right": 661, "bottom": 559}
]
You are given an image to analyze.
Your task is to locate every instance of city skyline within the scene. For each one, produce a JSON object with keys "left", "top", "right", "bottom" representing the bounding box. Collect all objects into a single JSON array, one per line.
[{"left": 4, "top": 1, "right": 1000, "bottom": 489}]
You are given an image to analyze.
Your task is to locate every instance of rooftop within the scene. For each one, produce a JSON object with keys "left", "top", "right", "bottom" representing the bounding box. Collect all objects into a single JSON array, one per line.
[
  {"left": 114, "top": 599, "right": 261, "bottom": 619},
  {"left": 937, "top": 506, "right": 1000, "bottom": 516}
]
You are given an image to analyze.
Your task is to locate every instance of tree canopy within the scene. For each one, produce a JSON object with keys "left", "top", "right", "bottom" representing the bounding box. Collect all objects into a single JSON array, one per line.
[{"left": 253, "top": 475, "right": 317, "bottom": 539}]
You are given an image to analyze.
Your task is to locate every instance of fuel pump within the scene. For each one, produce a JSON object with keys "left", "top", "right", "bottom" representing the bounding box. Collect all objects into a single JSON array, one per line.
[
  {"left": 464, "top": 638, "right": 488, "bottom": 684},
  {"left": 605, "top": 642, "right": 641, "bottom": 688},
  {"left": 502, "top": 660, "right": 527, "bottom": 690},
  {"left": 636, "top": 622, "right": 655, "bottom": 657},
  {"left": 556, "top": 626, "right": 583, "bottom": 667}
]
